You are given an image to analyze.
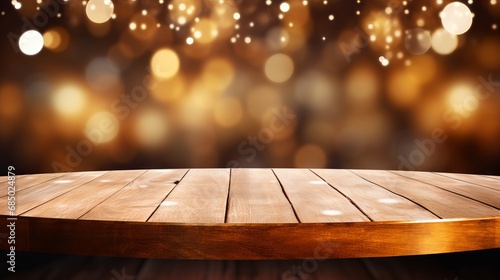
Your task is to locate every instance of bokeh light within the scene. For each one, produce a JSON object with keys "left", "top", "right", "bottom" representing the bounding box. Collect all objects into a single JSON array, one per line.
[
  {"left": 201, "top": 57, "right": 235, "bottom": 91},
  {"left": 264, "top": 54, "right": 294, "bottom": 83},
  {"left": 404, "top": 28, "right": 432, "bottom": 55},
  {"left": 440, "top": 2, "right": 473, "bottom": 35},
  {"left": 1, "top": 0, "right": 500, "bottom": 174},
  {"left": 152, "top": 75, "right": 186, "bottom": 103},
  {"left": 280, "top": 2, "right": 290, "bottom": 13},
  {"left": 86, "top": 0, "right": 114, "bottom": 24},
  {"left": 447, "top": 83, "right": 478, "bottom": 118},
  {"left": 19, "top": 30, "right": 44, "bottom": 56},
  {"left": 191, "top": 18, "right": 218, "bottom": 44},
  {"left": 85, "top": 112, "right": 119, "bottom": 144},
  {"left": 134, "top": 110, "right": 169, "bottom": 147},
  {"left": 266, "top": 27, "right": 290, "bottom": 50},
  {"left": 42, "top": 28, "right": 70, "bottom": 52},
  {"left": 168, "top": 0, "right": 202, "bottom": 26},
  {"left": 52, "top": 84, "right": 87, "bottom": 117},
  {"left": 431, "top": 28, "right": 458, "bottom": 55},
  {"left": 150, "top": 48, "right": 180, "bottom": 79}
]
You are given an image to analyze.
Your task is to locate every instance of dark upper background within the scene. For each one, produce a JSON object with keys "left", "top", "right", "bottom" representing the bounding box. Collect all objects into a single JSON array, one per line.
[{"left": 0, "top": 0, "right": 499, "bottom": 175}]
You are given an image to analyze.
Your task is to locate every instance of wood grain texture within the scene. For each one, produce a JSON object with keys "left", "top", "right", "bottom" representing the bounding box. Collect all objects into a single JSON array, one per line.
[
  {"left": 3, "top": 216, "right": 498, "bottom": 260},
  {"left": 394, "top": 170, "right": 500, "bottom": 209},
  {"left": 485, "top": 175, "right": 500, "bottom": 181},
  {"left": 226, "top": 168, "right": 297, "bottom": 223},
  {"left": 1, "top": 168, "right": 500, "bottom": 260},
  {"left": 148, "top": 169, "right": 230, "bottom": 223},
  {"left": 0, "top": 171, "right": 105, "bottom": 215},
  {"left": 352, "top": 170, "right": 500, "bottom": 218},
  {"left": 437, "top": 172, "right": 500, "bottom": 191},
  {"left": 312, "top": 169, "right": 438, "bottom": 221},
  {"left": 273, "top": 169, "right": 370, "bottom": 222},
  {"left": 81, "top": 169, "right": 188, "bottom": 222},
  {"left": 0, "top": 173, "right": 66, "bottom": 197},
  {"left": 22, "top": 170, "right": 145, "bottom": 219}
]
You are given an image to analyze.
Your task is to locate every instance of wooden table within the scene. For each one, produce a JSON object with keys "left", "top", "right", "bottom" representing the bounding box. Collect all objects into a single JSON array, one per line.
[{"left": 1, "top": 169, "right": 499, "bottom": 259}]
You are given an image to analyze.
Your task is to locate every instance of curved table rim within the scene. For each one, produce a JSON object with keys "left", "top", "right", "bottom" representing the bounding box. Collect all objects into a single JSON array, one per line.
[{"left": 3, "top": 215, "right": 499, "bottom": 260}]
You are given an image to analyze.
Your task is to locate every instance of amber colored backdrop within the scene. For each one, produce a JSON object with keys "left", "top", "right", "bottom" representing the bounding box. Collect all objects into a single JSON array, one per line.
[{"left": 0, "top": 0, "right": 499, "bottom": 175}]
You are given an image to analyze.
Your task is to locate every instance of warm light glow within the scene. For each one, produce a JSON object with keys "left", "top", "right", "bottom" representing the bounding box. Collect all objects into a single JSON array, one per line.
[
  {"left": 321, "top": 210, "right": 342, "bottom": 216},
  {"left": 309, "top": 180, "right": 327, "bottom": 185},
  {"left": 160, "top": 201, "right": 179, "bottom": 206},
  {"left": 152, "top": 75, "right": 186, "bottom": 103},
  {"left": 135, "top": 110, "right": 169, "bottom": 147},
  {"left": 387, "top": 70, "right": 420, "bottom": 108},
  {"left": 191, "top": 18, "right": 218, "bottom": 44},
  {"left": 264, "top": 54, "right": 294, "bottom": 83},
  {"left": 440, "top": 2, "right": 473, "bottom": 35},
  {"left": 52, "top": 85, "right": 87, "bottom": 117},
  {"left": 54, "top": 180, "right": 73, "bottom": 184},
  {"left": 431, "top": 28, "right": 458, "bottom": 55},
  {"left": 85, "top": 112, "right": 119, "bottom": 143},
  {"left": 43, "top": 29, "right": 61, "bottom": 50},
  {"left": 266, "top": 27, "right": 290, "bottom": 50},
  {"left": 246, "top": 85, "right": 282, "bottom": 121},
  {"left": 213, "top": 97, "right": 243, "bottom": 127},
  {"left": 44, "top": 28, "right": 69, "bottom": 52},
  {"left": 280, "top": 2, "right": 290, "bottom": 13},
  {"left": 378, "top": 198, "right": 400, "bottom": 204},
  {"left": 169, "top": 0, "right": 201, "bottom": 26},
  {"left": 150, "top": 48, "right": 180, "bottom": 79},
  {"left": 85, "top": 0, "right": 114, "bottom": 24},
  {"left": 404, "top": 28, "right": 432, "bottom": 55},
  {"left": 201, "top": 57, "right": 234, "bottom": 91},
  {"left": 0, "top": 84, "right": 23, "bottom": 119},
  {"left": 447, "top": 84, "right": 478, "bottom": 117},
  {"left": 19, "top": 30, "right": 44, "bottom": 56}
]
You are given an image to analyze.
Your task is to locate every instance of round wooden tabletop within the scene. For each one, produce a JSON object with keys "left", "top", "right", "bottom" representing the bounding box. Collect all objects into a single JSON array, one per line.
[{"left": 1, "top": 169, "right": 499, "bottom": 259}]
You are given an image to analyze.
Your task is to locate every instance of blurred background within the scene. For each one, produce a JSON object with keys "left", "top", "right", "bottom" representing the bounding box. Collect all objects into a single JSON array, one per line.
[{"left": 0, "top": 0, "right": 499, "bottom": 175}]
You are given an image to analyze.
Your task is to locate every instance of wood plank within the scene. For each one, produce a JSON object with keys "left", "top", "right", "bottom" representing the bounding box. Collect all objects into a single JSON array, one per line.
[
  {"left": 273, "top": 169, "right": 369, "bottom": 223},
  {"left": 437, "top": 172, "right": 500, "bottom": 191},
  {"left": 81, "top": 169, "right": 188, "bottom": 222},
  {"left": 352, "top": 170, "right": 500, "bottom": 218},
  {"left": 485, "top": 175, "right": 500, "bottom": 181},
  {"left": 312, "top": 169, "right": 438, "bottom": 221},
  {"left": 226, "top": 168, "right": 297, "bottom": 223},
  {"left": 148, "top": 169, "right": 230, "bottom": 223},
  {"left": 0, "top": 172, "right": 66, "bottom": 197},
  {"left": 4, "top": 216, "right": 498, "bottom": 259},
  {"left": 22, "top": 170, "right": 146, "bottom": 219},
  {"left": 394, "top": 171, "right": 500, "bottom": 209},
  {"left": 0, "top": 171, "right": 105, "bottom": 215}
]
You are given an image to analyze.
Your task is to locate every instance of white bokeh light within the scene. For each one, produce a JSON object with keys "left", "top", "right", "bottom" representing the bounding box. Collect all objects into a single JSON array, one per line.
[
  {"left": 440, "top": 2, "right": 473, "bottom": 35},
  {"left": 280, "top": 2, "right": 290, "bottom": 13},
  {"left": 18, "top": 30, "right": 44, "bottom": 56},
  {"left": 85, "top": 0, "right": 114, "bottom": 24}
]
